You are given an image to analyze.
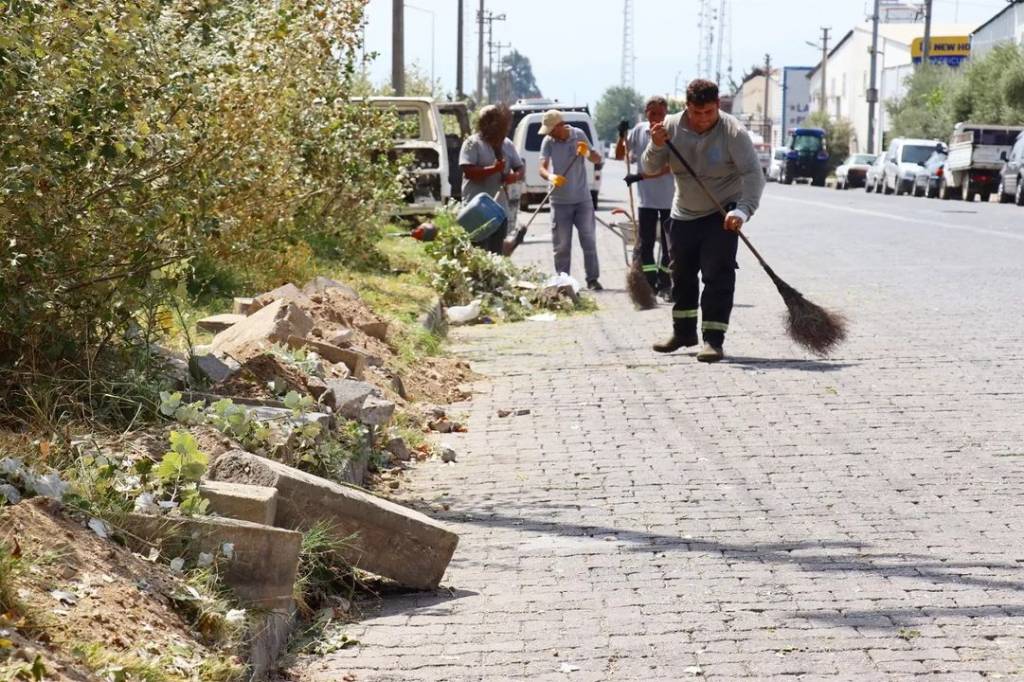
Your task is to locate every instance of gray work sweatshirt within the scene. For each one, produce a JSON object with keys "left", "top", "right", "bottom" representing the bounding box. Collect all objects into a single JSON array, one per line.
[{"left": 641, "top": 110, "right": 765, "bottom": 221}]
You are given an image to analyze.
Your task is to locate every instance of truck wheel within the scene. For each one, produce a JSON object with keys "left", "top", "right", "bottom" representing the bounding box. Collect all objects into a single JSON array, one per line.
[
  {"left": 865, "top": 179, "right": 874, "bottom": 193},
  {"left": 1017, "top": 178, "right": 1024, "bottom": 206},
  {"left": 980, "top": 192, "right": 991, "bottom": 203},
  {"left": 812, "top": 175, "right": 825, "bottom": 187},
  {"left": 962, "top": 178, "right": 974, "bottom": 202},
  {"left": 883, "top": 178, "right": 894, "bottom": 195},
  {"left": 998, "top": 180, "right": 1011, "bottom": 204},
  {"left": 781, "top": 168, "right": 793, "bottom": 185}
]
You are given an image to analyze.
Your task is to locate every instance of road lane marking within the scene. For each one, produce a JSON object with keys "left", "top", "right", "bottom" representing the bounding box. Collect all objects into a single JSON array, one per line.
[{"left": 769, "top": 194, "right": 1024, "bottom": 243}]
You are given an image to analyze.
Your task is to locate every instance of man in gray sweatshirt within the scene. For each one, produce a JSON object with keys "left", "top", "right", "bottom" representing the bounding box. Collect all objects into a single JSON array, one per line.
[{"left": 642, "top": 78, "right": 765, "bottom": 362}]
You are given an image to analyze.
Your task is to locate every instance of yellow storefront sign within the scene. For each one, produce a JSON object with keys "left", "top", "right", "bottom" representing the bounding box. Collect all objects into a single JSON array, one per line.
[{"left": 911, "top": 36, "right": 970, "bottom": 59}]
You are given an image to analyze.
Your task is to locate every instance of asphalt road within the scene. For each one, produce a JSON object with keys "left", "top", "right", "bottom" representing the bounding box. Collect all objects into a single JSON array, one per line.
[{"left": 303, "top": 158, "right": 1024, "bottom": 680}]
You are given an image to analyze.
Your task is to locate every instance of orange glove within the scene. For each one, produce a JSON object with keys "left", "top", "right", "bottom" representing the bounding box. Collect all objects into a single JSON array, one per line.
[
  {"left": 550, "top": 174, "right": 566, "bottom": 188},
  {"left": 576, "top": 141, "right": 590, "bottom": 157}
]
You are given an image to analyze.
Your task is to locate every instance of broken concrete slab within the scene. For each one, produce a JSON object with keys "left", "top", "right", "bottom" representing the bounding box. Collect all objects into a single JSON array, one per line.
[
  {"left": 208, "top": 451, "right": 458, "bottom": 590},
  {"left": 324, "top": 327, "right": 354, "bottom": 347},
  {"left": 285, "top": 335, "right": 350, "bottom": 366},
  {"left": 193, "top": 353, "right": 241, "bottom": 384},
  {"left": 210, "top": 300, "right": 314, "bottom": 361},
  {"left": 248, "top": 607, "right": 294, "bottom": 682},
  {"left": 324, "top": 380, "right": 378, "bottom": 420},
  {"left": 356, "top": 321, "right": 389, "bottom": 342},
  {"left": 233, "top": 297, "right": 257, "bottom": 316},
  {"left": 302, "top": 276, "right": 358, "bottom": 299},
  {"left": 245, "top": 405, "right": 332, "bottom": 432},
  {"left": 196, "top": 313, "right": 247, "bottom": 334},
  {"left": 200, "top": 480, "right": 278, "bottom": 526},
  {"left": 254, "top": 282, "right": 312, "bottom": 309},
  {"left": 124, "top": 513, "right": 301, "bottom": 609}
]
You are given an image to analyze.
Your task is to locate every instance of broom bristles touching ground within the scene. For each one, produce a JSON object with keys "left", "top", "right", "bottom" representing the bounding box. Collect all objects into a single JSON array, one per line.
[
  {"left": 626, "top": 259, "right": 658, "bottom": 310},
  {"left": 768, "top": 271, "right": 848, "bottom": 357}
]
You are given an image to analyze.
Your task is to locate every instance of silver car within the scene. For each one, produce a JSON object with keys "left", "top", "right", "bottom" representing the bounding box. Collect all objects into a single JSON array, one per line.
[
  {"left": 767, "top": 146, "right": 788, "bottom": 182},
  {"left": 835, "top": 153, "right": 877, "bottom": 189},
  {"left": 864, "top": 154, "right": 887, "bottom": 193}
]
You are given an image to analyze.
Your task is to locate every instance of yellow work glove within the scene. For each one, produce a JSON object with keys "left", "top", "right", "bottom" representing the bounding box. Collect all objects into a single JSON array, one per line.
[
  {"left": 576, "top": 141, "right": 590, "bottom": 157},
  {"left": 550, "top": 174, "right": 566, "bottom": 188}
]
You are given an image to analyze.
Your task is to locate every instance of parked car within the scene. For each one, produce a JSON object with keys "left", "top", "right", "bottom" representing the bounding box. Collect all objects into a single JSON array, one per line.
[
  {"left": 362, "top": 96, "right": 459, "bottom": 215},
  {"left": 939, "top": 122, "right": 1023, "bottom": 201},
  {"left": 834, "top": 153, "right": 877, "bottom": 189},
  {"left": 912, "top": 149, "right": 948, "bottom": 198},
  {"left": 780, "top": 128, "right": 829, "bottom": 186},
  {"left": 767, "top": 146, "right": 788, "bottom": 182},
  {"left": 880, "top": 137, "right": 944, "bottom": 196},
  {"left": 996, "top": 130, "right": 1024, "bottom": 205},
  {"left": 513, "top": 110, "right": 603, "bottom": 210},
  {"left": 864, "top": 154, "right": 887, "bottom": 193},
  {"left": 747, "top": 131, "right": 771, "bottom": 176}
]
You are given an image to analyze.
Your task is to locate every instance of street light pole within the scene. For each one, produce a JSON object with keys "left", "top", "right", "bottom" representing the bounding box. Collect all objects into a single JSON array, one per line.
[
  {"left": 867, "top": 0, "right": 880, "bottom": 154},
  {"left": 456, "top": 0, "right": 464, "bottom": 98},
  {"left": 922, "top": 0, "right": 933, "bottom": 64},
  {"left": 476, "top": 0, "right": 484, "bottom": 103},
  {"left": 392, "top": 0, "right": 405, "bottom": 96},
  {"left": 406, "top": 4, "right": 436, "bottom": 97}
]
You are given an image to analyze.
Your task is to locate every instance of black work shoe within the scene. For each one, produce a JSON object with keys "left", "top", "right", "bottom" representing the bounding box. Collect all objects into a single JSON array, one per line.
[
  {"left": 586, "top": 279, "right": 603, "bottom": 291},
  {"left": 696, "top": 342, "right": 725, "bottom": 363},
  {"left": 652, "top": 334, "right": 699, "bottom": 353}
]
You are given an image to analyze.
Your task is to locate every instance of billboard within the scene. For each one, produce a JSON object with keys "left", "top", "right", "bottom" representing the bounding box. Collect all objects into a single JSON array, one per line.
[
  {"left": 911, "top": 36, "right": 971, "bottom": 67},
  {"left": 781, "top": 66, "right": 814, "bottom": 143}
]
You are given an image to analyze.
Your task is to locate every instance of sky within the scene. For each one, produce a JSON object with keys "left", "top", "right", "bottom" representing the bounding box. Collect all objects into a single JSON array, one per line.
[{"left": 361, "top": 0, "right": 1015, "bottom": 109}]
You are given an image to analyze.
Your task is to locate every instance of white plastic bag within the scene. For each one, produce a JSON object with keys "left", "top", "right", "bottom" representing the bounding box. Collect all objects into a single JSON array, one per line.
[{"left": 542, "top": 272, "right": 581, "bottom": 294}]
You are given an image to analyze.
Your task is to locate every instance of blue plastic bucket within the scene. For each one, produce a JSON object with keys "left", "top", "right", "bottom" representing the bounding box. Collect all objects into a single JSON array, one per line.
[{"left": 456, "top": 193, "right": 507, "bottom": 242}]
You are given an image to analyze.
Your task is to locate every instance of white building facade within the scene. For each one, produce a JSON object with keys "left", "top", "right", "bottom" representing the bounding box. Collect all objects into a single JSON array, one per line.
[
  {"left": 730, "top": 70, "right": 784, "bottom": 148},
  {"left": 972, "top": 3, "right": 1024, "bottom": 58}
]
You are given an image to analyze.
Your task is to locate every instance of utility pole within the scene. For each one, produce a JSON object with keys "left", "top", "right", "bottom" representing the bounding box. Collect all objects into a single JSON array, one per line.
[
  {"left": 491, "top": 41, "right": 511, "bottom": 102},
  {"left": 922, "top": 0, "right": 934, "bottom": 65},
  {"left": 621, "top": 0, "right": 636, "bottom": 89},
  {"left": 457, "top": 0, "right": 464, "bottom": 98},
  {"left": 476, "top": 0, "right": 484, "bottom": 103},
  {"left": 867, "top": 0, "right": 880, "bottom": 153},
  {"left": 762, "top": 54, "right": 772, "bottom": 145},
  {"left": 819, "top": 27, "right": 830, "bottom": 114},
  {"left": 392, "top": 0, "right": 405, "bottom": 96},
  {"left": 482, "top": 10, "right": 506, "bottom": 104}
]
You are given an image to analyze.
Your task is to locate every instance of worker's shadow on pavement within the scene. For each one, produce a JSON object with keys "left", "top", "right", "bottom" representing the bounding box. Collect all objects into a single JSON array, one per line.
[
  {"left": 440, "top": 508, "right": 1024, "bottom": 608},
  {"left": 724, "top": 356, "right": 858, "bottom": 372}
]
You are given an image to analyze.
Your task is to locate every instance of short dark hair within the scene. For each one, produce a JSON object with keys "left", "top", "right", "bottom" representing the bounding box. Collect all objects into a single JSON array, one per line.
[
  {"left": 644, "top": 95, "right": 668, "bottom": 110},
  {"left": 686, "top": 79, "right": 719, "bottom": 105}
]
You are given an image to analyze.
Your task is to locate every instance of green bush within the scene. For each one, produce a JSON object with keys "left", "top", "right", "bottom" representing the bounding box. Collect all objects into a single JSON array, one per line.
[{"left": 0, "top": 0, "right": 404, "bottom": 415}]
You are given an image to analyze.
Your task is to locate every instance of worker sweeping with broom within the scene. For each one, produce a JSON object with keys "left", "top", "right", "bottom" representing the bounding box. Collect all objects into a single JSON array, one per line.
[
  {"left": 538, "top": 110, "right": 604, "bottom": 290},
  {"left": 616, "top": 95, "right": 674, "bottom": 302},
  {"left": 644, "top": 79, "right": 765, "bottom": 363}
]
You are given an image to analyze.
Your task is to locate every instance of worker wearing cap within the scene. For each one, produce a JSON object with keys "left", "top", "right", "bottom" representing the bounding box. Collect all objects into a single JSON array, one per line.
[
  {"left": 615, "top": 95, "right": 674, "bottom": 299},
  {"left": 643, "top": 79, "right": 765, "bottom": 363},
  {"left": 460, "top": 104, "right": 524, "bottom": 254},
  {"left": 538, "top": 110, "right": 604, "bottom": 290}
]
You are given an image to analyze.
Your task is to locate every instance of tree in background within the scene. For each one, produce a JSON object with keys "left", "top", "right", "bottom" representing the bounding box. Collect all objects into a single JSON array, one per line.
[
  {"left": 887, "top": 64, "right": 959, "bottom": 140},
  {"left": 805, "top": 111, "right": 856, "bottom": 173},
  {"left": 594, "top": 86, "right": 645, "bottom": 144},
  {"left": 951, "top": 43, "right": 1024, "bottom": 125},
  {"left": 499, "top": 50, "right": 542, "bottom": 102}
]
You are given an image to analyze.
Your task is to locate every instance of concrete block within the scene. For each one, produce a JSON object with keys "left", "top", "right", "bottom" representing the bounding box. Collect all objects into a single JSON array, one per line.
[
  {"left": 360, "top": 395, "right": 395, "bottom": 426},
  {"left": 385, "top": 437, "right": 412, "bottom": 462},
  {"left": 357, "top": 321, "right": 389, "bottom": 341},
  {"left": 302, "top": 276, "right": 359, "bottom": 299},
  {"left": 325, "top": 380, "right": 379, "bottom": 421},
  {"left": 325, "top": 327, "right": 354, "bottom": 347},
  {"left": 200, "top": 480, "right": 278, "bottom": 526},
  {"left": 208, "top": 451, "right": 459, "bottom": 589},
  {"left": 233, "top": 297, "right": 257, "bottom": 315},
  {"left": 285, "top": 335, "right": 349, "bottom": 366},
  {"left": 210, "top": 300, "right": 314, "bottom": 360},
  {"left": 196, "top": 313, "right": 247, "bottom": 334},
  {"left": 124, "top": 513, "right": 301, "bottom": 609},
  {"left": 194, "top": 353, "right": 240, "bottom": 384},
  {"left": 248, "top": 607, "right": 294, "bottom": 681}
]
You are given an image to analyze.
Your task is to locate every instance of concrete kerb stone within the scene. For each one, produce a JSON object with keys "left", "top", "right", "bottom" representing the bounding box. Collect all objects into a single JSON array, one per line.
[
  {"left": 208, "top": 451, "right": 459, "bottom": 590},
  {"left": 248, "top": 606, "right": 295, "bottom": 681},
  {"left": 323, "top": 379, "right": 394, "bottom": 426},
  {"left": 196, "top": 313, "right": 247, "bottom": 334},
  {"left": 193, "top": 353, "right": 241, "bottom": 384},
  {"left": 123, "top": 513, "right": 301, "bottom": 610},
  {"left": 199, "top": 480, "right": 278, "bottom": 526},
  {"left": 210, "top": 300, "right": 313, "bottom": 361},
  {"left": 286, "top": 336, "right": 367, "bottom": 379}
]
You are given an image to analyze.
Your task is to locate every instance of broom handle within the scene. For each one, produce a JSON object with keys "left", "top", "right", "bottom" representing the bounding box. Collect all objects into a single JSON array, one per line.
[
  {"left": 663, "top": 139, "right": 770, "bottom": 272},
  {"left": 520, "top": 152, "right": 583, "bottom": 232}
]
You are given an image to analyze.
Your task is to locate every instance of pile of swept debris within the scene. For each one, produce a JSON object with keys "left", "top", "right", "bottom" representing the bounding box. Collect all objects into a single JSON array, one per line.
[{"left": 1, "top": 276, "right": 472, "bottom": 681}]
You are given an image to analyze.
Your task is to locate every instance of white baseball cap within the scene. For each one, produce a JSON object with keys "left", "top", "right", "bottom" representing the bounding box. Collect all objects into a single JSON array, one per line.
[{"left": 538, "top": 109, "right": 564, "bottom": 136}]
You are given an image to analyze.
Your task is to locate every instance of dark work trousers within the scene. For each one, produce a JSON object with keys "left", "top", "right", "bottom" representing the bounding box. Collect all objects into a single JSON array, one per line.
[
  {"left": 476, "top": 218, "right": 509, "bottom": 255},
  {"left": 636, "top": 207, "right": 672, "bottom": 292},
  {"left": 669, "top": 211, "right": 739, "bottom": 347}
]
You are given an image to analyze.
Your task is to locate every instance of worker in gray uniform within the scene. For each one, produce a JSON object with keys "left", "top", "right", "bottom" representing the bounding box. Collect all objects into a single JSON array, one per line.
[
  {"left": 615, "top": 95, "right": 675, "bottom": 298},
  {"left": 538, "top": 109, "right": 604, "bottom": 290},
  {"left": 642, "top": 79, "right": 765, "bottom": 363}
]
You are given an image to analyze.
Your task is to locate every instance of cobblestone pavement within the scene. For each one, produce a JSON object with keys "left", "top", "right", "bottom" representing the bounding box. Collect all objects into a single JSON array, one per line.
[{"left": 304, "top": 171, "right": 1024, "bottom": 680}]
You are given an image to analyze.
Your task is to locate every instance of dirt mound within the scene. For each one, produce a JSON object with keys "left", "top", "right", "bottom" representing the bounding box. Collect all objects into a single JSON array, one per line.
[{"left": 0, "top": 499, "right": 239, "bottom": 680}]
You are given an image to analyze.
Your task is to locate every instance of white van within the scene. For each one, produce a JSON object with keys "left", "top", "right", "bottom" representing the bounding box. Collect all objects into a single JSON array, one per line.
[{"left": 512, "top": 111, "right": 603, "bottom": 210}]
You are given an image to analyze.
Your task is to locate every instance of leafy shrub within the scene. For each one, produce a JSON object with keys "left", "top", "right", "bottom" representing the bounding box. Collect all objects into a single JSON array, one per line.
[{"left": 0, "top": 0, "right": 404, "bottom": 415}]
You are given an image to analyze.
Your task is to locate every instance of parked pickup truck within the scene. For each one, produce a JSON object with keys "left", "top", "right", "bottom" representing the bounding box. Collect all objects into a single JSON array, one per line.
[
  {"left": 361, "top": 97, "right": 470, "bottom": 216},
  {"left": 940, "top": 122, "right": 1024, "bottom": 202}
]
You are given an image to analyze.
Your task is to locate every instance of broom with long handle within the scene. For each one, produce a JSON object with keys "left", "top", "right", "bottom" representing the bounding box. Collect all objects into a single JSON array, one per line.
[
  {"left": 621, "top": 123, "right": 658, "bottom": 310},
  {"left": 502, "top": 152, "right": 582, "bottom": 257},
  {"left": 662, "top": 139, "right": 847, "bottom": 357}
]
